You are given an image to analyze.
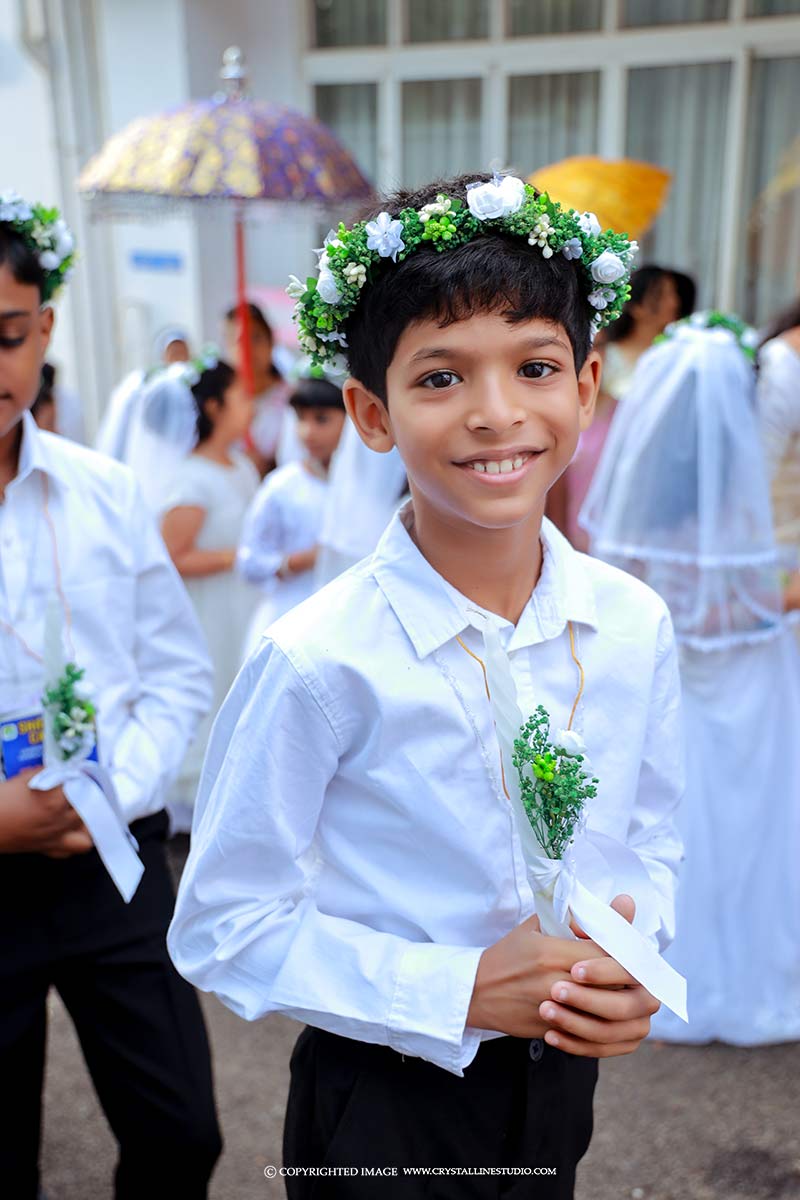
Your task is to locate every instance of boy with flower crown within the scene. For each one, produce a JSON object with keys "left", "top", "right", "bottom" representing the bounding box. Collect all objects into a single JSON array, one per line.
[
  {"left": 0, "top": 195, "right": 221, "bottom": 1198},
  {"left": 170, "top": 173, "right": 683, "bottom": 1198}
]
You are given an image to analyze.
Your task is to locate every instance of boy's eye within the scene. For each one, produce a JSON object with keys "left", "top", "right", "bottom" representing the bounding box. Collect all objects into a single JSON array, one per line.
[
  {"left": 420, "top": 369, "right": 461, "bottom": 390},
  {"left": 519, "top": 361, "right": 556, "bottom": 380}
]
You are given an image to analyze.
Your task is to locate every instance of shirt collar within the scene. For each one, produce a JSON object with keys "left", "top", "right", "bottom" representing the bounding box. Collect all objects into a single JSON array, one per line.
[
  {"left": 370, "top": 504, "right": 598, "bottom": 660},
  {"left": 12, "top": 412, "right": 73, "bottom": 492}
]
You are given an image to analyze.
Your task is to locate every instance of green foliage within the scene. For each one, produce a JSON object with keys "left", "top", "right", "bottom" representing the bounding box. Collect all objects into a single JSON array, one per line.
[{"left": 512, "top": 705, "right": 599, "bottom": 861}]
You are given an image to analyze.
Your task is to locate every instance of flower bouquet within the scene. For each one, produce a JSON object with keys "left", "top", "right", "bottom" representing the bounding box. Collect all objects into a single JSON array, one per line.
[{"left": 477, "top": 619, "right": 687, "bottom": 1021}]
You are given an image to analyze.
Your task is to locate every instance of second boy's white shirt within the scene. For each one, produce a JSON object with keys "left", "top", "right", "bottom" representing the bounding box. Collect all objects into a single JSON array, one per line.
[
  {"left": 170, "top": 507, "right": 684, "bottom": 1076},
  {"left": 0, "top": 412, "right": 213, "bottom": 822}
]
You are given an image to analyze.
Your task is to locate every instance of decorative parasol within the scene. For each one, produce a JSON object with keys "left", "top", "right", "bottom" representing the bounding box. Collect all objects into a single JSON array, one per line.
[
  {"left": 78, "top": 47, "right": 373, "bottom": 392},
  {"left": 528, "top": 156, "right": 671, "bottom": 241}
]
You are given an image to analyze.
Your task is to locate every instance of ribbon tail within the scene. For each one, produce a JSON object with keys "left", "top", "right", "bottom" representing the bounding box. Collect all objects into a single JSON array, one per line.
[
  {"left": 63, "top": 766, "right": 144, "bottom": 903},
  {"left": 570, "top": 879, "right": 688, "bottom": 1021}
]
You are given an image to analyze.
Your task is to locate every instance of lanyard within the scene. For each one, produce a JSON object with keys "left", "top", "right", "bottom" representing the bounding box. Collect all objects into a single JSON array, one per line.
[{"left": 0, "top": 474, "right": 74, "bottom": 665}]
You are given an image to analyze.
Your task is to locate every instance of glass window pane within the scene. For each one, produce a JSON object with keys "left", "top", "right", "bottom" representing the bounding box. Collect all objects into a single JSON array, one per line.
[
  {"left": 402, "top": 79, "right": 483, "bottom": 189},
  {"left": 312, "top": 0, "right": 386, "bottom": 47},
  {"left": 314, "top": 84, "right": 378, "bottom": 184},
  {"left": 508, "top": 0, "right": 602, "bottom": 35},
  {"left": 508, "top": 73, "right": 599, "bottom": 175},
  {"left": 626, "top": 62, "right": 731, "bottom": 306},
  {"left": 747, "top": 0, "right": 800, "bottom": 13},
  {"left": 622, "top": 0, "right": 727, "bottom": 25},
  {"left": 737, "top": 57, "right": 800, "bottom": 325},
  {"left": 407, "top": 0, "right": 488, "bottom": 41}
]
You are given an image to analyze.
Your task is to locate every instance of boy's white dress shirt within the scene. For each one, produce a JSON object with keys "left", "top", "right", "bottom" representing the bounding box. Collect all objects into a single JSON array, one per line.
[
  {"left": 0, "top": 413, "right": 213, "bottom": 822},
  {"left": 169, "top": 506, "right": 683, "bottom": 1076}
]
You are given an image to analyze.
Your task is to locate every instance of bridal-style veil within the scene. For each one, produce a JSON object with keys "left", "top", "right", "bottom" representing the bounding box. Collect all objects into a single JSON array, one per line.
[{"left": 580, "top": 317, "right": 787, "bottom": 649}]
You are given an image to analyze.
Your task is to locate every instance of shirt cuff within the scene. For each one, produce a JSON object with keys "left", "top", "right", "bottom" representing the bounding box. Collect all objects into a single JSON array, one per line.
[{"left": 387, "top": 942, "right": 484, "bottom": 1076}]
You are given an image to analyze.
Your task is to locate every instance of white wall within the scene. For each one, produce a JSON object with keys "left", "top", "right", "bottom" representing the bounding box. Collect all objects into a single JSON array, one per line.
[
  {"left": 94, "top": 0, "right": 203, "bottom": 372},
  {"left": 184, "top": 0, "right": 316, "bottom": 346}
]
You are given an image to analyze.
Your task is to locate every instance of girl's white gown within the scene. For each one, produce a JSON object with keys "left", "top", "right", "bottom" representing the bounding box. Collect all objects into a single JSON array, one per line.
[
  {"left": 581, "top": 318, "right": 800, "bottom": 1045},
  {"left": 651, "top": 633, "right": 800, "bottom": 1042}
]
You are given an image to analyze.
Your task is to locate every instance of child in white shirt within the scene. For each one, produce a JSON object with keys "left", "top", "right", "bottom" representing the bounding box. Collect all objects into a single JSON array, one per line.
[
  {"left": 169, "top": 173, "right": 683, "bottom": 1198},
  {"left": 237, "top": 375, "right": 346, "bottom": 656}
]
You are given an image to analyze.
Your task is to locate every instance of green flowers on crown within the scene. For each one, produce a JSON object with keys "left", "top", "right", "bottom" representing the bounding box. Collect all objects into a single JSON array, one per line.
[
  {"left": 288, "top": 174, "right": 638, "bottom": 369},
  {"left": 0, "top": 191, "right": 75, "bottom": 302}
]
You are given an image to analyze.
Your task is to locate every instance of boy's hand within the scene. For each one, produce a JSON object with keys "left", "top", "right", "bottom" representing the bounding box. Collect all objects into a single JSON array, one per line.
[
  {"left": 0, "top": 769, "right": 93, "bottom": 858},
  {"left": 539, "top": 894, "right": 661, "bottom": 1058},
  {"left": 467, "top": 914, "right": 610, "bottom": 1038}
]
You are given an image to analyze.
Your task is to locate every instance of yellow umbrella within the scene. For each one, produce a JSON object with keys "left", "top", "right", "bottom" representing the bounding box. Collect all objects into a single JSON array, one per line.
[{"left": 528, "top": 156, "right": 671, "bottom": 240}]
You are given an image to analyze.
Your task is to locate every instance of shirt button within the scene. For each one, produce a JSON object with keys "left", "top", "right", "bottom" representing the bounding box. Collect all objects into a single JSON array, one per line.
[{"left": 529, "top": 1038, "right": 545, "bottom": 1063}]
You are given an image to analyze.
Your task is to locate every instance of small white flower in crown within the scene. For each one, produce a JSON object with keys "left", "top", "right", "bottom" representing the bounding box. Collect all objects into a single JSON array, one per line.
[
  {"left": 365, "top": 212, "right": 405, "bottom": 261},
  {"left": 343, "top": 262, "right": 367, "bottom": 288},
  {"left": 528, "top": 214, "right": 554, "bottom": 258},
  {"left": 418, "top": 194, "right": 452, "bottom": 223}
]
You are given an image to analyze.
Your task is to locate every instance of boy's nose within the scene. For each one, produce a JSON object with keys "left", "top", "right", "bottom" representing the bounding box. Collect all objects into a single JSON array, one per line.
[{"left": 466, "top": 380, "right": 526, "bottom": 434}]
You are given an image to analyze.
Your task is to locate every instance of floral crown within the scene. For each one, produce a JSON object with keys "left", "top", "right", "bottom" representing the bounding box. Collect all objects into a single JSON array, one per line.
[
  {"left": 0, "top": 191, "right": 75, "bottom": 302},
  {"left": 288, "top": 174, "right": 638, "bottom": 369},
  {"left": 657, "top": 311, "right": 759, "bottom": 362},
  {"left": 178, "top": 345, "right": 221, "bottom": 388}
]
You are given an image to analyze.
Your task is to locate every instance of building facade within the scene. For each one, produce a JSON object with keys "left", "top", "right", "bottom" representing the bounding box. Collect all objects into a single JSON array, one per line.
[{"left": 4, "top": 0, "right": 800, "bottom": 428}]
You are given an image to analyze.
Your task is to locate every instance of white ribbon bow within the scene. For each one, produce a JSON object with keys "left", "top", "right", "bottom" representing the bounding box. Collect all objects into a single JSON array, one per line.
[
  {"left": 473, "top": 617, "right": 687, "bottom": 1022},
  {"left": 30, "top": 760, "right": 144, "bottom": 902},
  {"left": 31, "top": 595, "right": 144, "bottom": 903}
]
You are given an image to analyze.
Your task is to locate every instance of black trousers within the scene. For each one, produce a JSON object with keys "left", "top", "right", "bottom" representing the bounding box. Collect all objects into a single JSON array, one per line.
[
  {"left": 0, "top": 811, "right": 222, "bottom": 1199},
  {"left": 283, "top": 1027, "right": 598, "bottom": 1199}
]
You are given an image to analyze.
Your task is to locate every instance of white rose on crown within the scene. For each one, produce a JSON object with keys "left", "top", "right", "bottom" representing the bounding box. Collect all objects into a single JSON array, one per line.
[
  {"left": 466, "top": 175, "right": 526, "bottom": 221},
  {"left": 317, "top": 266, "right": 342, "bottom": 305},
  {"left": 590, "top": 250, "right": 627, "bottom": 285},
  {"left": 578, "top": 212, "right": 602, "bottom": 238}
]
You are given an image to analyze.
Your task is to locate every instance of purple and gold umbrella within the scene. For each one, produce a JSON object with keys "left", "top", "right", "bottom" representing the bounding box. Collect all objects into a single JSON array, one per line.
[{"left": 78, "top": 47, "right": 372, "bottom": 390}]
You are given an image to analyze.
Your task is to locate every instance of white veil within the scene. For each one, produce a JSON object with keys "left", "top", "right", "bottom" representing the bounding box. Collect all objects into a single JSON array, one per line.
[
  {"left": 121, "top": 362, "right": 199, "bottom": 516},
  {"left": 580, "top": 318, "right": 786, "bottom": 650}
]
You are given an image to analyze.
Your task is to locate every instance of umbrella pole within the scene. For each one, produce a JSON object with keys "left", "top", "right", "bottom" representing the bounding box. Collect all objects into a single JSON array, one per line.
[{"left": 235, "top": 211, "right": 255, "bottom": 396}]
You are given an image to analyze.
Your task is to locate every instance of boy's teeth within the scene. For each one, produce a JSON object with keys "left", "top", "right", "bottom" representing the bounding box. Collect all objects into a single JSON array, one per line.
[{"left": 468, "top": 453, "right": 530, "bottom": 473}]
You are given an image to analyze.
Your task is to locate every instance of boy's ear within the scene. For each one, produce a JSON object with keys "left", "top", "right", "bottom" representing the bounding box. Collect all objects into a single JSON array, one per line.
[
  {"left": 343, "top": 378, "right": 396, "bottom": 454},
  {"left": 577, "top": 348, "right": 602, "bottom": 432},
  {"left": 38, "top": 305, "right": 54, "bottom": 354}
]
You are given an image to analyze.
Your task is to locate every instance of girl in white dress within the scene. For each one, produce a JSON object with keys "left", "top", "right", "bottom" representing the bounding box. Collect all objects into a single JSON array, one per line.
[
  {"left": 237, "top": 376, "right": 346, "bottom": 656},
  {"left": 581, "top": 313, "right": 800, "bottom": 1045},
  {"left": 160, "top": 360, "right": 260, "bottom": 826}
]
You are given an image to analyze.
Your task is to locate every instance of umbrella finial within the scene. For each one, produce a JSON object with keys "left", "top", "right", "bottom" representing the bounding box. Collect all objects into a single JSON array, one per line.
[{"left": 220, "top": 46, "right": 247, "bottom": 99}]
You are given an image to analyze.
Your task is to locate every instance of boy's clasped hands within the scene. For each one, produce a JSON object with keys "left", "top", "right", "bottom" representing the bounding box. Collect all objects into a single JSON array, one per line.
[{"left": 468, "top": 893, "right": 660, "bottom": 1059}]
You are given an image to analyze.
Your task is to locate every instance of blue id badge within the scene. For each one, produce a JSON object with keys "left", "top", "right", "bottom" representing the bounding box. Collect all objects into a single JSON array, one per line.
[{"left": 0, "top": 708, "right": 98, "bottom": 781}]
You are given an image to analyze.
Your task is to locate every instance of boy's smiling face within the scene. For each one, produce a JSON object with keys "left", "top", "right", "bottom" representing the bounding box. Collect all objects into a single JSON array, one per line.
[{"left": 346, "top": 309, "right": 601, "bottom": 535}]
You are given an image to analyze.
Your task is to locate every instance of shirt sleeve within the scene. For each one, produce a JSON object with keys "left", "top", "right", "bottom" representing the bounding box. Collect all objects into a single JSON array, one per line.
[
  {"left": 236, "top": 479, "right": 286, "bottom": 584},
  {"left": 167, "top": 639, "right": 484, "bottom": 1077},
  {"left": 109, "top": 481, "right": 213, "bottom": 822},
  {"left": 625, "top": 607, "right": 685, "bottom": 951},
  {"left": 163, "top": 459, "right": 210, "bottom": 512}
]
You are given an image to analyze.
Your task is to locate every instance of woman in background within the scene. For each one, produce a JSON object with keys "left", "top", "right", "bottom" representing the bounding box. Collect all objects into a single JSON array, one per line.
[
  {"left": 757, "top": 297, "right": 800, "bottom": 575},
  {"left": 160, "top": 359, "right": 260, "bottom": 828}
]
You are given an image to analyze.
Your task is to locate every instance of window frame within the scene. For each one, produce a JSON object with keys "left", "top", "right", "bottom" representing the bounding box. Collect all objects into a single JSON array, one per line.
[{"left": 303, "top": 0, "right": 800, "bottom": 311}]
